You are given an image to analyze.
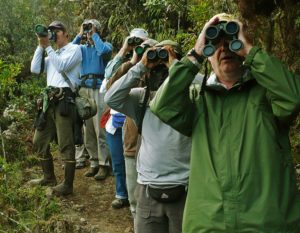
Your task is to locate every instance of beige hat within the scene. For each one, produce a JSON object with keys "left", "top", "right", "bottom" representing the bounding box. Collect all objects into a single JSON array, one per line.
[
  {"left": 156, "top": 40, "right": 182, "bottom": 56},
  {"left": 215, "top": 13, "right": 236, "bottom": 22},
  {"left": 142, "top": 38, "right": 158, "bottom": 47},
  {"left": 130, "top": 28, "right": 149, "bottom": 39}
]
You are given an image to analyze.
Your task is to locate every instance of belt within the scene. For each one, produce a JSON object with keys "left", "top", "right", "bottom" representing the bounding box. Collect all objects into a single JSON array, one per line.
[{"left": 80, "top": 74, "right": 104, "bottom": 80}]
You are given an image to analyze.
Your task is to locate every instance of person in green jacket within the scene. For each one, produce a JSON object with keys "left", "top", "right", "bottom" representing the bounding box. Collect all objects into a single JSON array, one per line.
[{"left": 150, "top": 13, "right": 300, "bottom": 233}]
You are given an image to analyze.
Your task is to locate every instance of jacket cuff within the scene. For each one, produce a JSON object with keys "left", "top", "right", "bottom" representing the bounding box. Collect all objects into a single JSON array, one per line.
[{"left": 243, "top": 46, "right": 261, "bottom": 67}]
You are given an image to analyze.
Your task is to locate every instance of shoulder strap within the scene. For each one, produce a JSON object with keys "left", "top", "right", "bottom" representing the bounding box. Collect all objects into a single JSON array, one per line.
[
  {"left": 40, "top": 50, "right": 46, "bottom": 75},
  {"left": 138, "top": 85, "right": 150, "bottom": 135},
  {"left": 60, "top": 72, "right": 76, "bottom": 93}
]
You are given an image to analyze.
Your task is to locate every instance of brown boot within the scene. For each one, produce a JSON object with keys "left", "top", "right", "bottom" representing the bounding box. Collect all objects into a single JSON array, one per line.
[
  {"left": 29, "top": 158, "right": 57, "bottom": 186},
  {"left": 52, "top": 161, "right": 75, "bottom": 196},
  {"left": 94, "top": 165, "right": 109, "bottom": 181}
]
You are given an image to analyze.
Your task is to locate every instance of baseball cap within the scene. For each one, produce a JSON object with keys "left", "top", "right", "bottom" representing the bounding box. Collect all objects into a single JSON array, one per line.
[
  {"left": 48, "top": 21, "right": 67, "bottom": 32},
  {"left": 130, "top": 28, "right": 148, "bottom": 39}
]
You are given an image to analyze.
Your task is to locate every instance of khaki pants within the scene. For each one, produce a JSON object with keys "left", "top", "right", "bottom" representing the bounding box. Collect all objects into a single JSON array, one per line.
[
  {"left": 135, "top": 184, "right": 186, "bottom": 233},
  {"left": 33, "top": 103, "right": 76, "bottom": 161},
  {"left": 78, "top": 87, "right": 110, "bottom": 167}
]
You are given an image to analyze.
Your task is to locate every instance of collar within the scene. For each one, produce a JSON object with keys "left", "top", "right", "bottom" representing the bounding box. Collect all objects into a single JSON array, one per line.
[{"left": 206, "top": 68, "right": 252, "bottom": 91}]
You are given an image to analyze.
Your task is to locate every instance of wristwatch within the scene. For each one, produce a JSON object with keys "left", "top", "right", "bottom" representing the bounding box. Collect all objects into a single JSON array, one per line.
[{"left": 187, "top": 48, "right": 205, "bottom": 64}]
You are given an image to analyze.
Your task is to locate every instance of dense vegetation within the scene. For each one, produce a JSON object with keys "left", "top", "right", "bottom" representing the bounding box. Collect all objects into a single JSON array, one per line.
[{"left": 0, "top": 0, "right": 299, "bottom": 232}]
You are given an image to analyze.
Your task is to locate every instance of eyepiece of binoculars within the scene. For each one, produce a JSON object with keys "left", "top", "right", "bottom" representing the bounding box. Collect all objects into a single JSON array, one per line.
[
  {"left": 35, "top": 24, "right": 48, "bottom": 37},
  {"left": 35, "top": 24, "right": 56, "bottom": 41},
  {"left": 146, "top": 48, "right": 168, "bottom": 61},
  {"left": 83, "top": 23, "right": 93, "bottom": 33},
  {"left": 203, "top": 21, "right": 243, "bottom": 57},
  {"left": 135, "top": 44, "right": 150, "bottom": 56},
  {"left": 128, "top": 37, "right": 143, "bottom": 46}
]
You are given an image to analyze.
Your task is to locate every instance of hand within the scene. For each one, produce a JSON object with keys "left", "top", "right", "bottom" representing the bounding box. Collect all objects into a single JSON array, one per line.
[
  {"left": 194, "top": 15, "right": 220, "bottom": 56},
  {"left": 89, "top": 24, "right": 97, "bottom": 36},
  {"left": 37, "top": 34, "right": 50, "bottom": 48},
  {"left": 130, "top": 49, "right": 139, "bottom": 65},
  {"left": 161, "top": 45, "right": 177, "bottom": 68},
  {"left": 79, "top": 24, "right": 84, "bottom": 36},
  {"left": 234, "top": 20, "right": 253, "bottom": 57},
  {"left": 118, "top": 36, "right": 135, "bottom": 57}
]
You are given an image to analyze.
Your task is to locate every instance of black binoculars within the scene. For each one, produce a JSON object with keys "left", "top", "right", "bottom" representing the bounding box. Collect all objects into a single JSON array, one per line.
[
  {"left": 35, "top": 24, "right": 56, "bottom": 41},
  {"left": 135, "top": 44, "right": 150, "bottom": 57},
  {"left": 128, "top": 37, "right": 143, "bottom": 46},
  {"left": 83, "top": 23, "right": 93, "bottom": 34},
  {"left": 202, "top": 21, "right": 243, "bottom": 57},
  {"left": 146, "top": 48, "right": 168, "bottom": 61}
]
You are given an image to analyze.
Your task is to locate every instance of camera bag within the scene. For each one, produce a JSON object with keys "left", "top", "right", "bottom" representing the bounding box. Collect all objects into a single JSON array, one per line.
[
  {"left": 61, "top": 72, "right": 97, "bottom": 120},
  {"left": 148, "top": 185, "right": 186, "bottom": 203}
]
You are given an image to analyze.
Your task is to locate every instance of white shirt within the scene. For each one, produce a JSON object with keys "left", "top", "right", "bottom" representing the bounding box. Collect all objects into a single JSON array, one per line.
[{"left": 31, "top": 43, "right": 82, "bottom": 88}]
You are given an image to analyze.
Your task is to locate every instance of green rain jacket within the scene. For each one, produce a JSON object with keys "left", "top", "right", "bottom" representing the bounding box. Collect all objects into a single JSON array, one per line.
[{"left": 150, "top": 47, "right": 300, "bottom": 233}]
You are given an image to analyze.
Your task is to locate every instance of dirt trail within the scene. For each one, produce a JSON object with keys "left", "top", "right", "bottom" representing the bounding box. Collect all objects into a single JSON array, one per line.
[{"left": 52, "top": 158, "right": 133, "bottom": 233}]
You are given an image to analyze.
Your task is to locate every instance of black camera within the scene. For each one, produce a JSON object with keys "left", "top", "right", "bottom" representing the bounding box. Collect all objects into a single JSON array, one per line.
[
  {"left": 146, "top": 48, "right": 168, "bottom": 61},
  {"left": 135, "top": 44, "right": 150, "bottom": 57},
  {"left": 83, "top": 23, "right": 93, "bottom": 34},
  {"left": 35, "top": 24, "right": 56, "bottom": 41},
  {"left": 203, "top": 21, "right": 243, "bottom": 57},
  {"left": 128, "top": 37, "right": 143, "bottom": 46}
]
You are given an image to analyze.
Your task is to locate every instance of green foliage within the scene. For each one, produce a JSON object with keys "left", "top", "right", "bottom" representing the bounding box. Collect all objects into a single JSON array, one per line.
[{"left": 0, "top": 160, "right": 60, "bottom": 232}]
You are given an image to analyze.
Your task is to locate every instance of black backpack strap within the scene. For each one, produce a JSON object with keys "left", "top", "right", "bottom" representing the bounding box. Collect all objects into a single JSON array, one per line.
[{"left": 138, "top": 80, "right": 150, "bottom": 134}]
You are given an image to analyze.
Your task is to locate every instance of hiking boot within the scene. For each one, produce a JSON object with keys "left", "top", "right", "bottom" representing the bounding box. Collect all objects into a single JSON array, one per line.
[
  {"left": 94, "top": 165, "right": 109, "bottom": 180},
  {"left": 111, "top": 198, "right": 130, "bottom": 209},
  {"left": 84, "top": 166, "right": 99, "bottom": 177},
  {"left": 52, "top": 162, "right": 75, "bottom": 196},
  {"left": 75, "top": 161, "right": 86, "bottom": 169},
  {"left": 29, "top": 177, "right": 57, "bottom": 186},
  {"left": 28, "top": 158, "right": 57, "bottom": 186}
]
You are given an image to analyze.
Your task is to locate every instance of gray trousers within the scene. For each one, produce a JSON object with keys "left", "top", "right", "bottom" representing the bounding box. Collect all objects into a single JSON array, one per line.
[
  {"left": 135, "top": 184, "right": 186, "bottom": 233},
  {"left": 125, "top": 156, "right": 137, "bottom": 215},
  {"left": 76, "top": 88, "right": 110, "bottom": 167},
  {"left": 33, "top": 104, "right": 75, "bottom": 162}
]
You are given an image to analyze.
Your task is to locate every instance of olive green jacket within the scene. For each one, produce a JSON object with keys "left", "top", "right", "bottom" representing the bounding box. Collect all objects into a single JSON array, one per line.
[{"left": 150, "top": 47, "right": 300, "bottom": 233}]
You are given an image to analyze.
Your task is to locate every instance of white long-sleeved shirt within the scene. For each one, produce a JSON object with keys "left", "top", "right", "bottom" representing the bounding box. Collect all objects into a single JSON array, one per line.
[{"left": 31, "top": 43, "right": 82, "bottom": 88}]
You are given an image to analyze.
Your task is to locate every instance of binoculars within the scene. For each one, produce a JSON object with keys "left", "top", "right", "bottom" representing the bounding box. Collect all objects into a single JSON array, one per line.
[
  {"left": 146, "top": 48, "right": 168, "bottom": 61},
  {"left": 202, "top": 21, "right": 243, "bottom": 57},
  {"left": 35, "top": 24, "right": 56, "bottom": 41},
  {"left": 83, "top": 23, "right": 93, "bottom": 34},
  {"left": 128, "top": 37, "right": 143, "bottom": 46},
  {"left": 135, "top": 44, "right": 150, "bottom": 57}
]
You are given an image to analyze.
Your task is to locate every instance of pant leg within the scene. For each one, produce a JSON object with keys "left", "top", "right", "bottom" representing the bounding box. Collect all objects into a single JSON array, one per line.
[
  {"left": 125, "top": 156, "right": 137, "bottom": 215},
  {"left": 75, "top": 144, "right": 86, "bottom": 163},
  {"left": 54, "top": 103, "right": 76, "bottom": 161},
  {"left": 106, "top": 129, "right": 128, "bottom": 199},
  {"left": 78, "top": 88, "right": 99, "bottom": 167},
  {"left": 166, "top": 193, "right": 186, "bottom": 233},
  {"left": 135, "top": 184, "right": 168, "bottom": 233},
  {"left": 33, "top": 107, "right": 56, "bottom": 159},
  {"left": 97, "top": 92, "right": 111, "bottom": 166},
  {"left": 84, "top": 116, "right": 99, "bottom": 167}
]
